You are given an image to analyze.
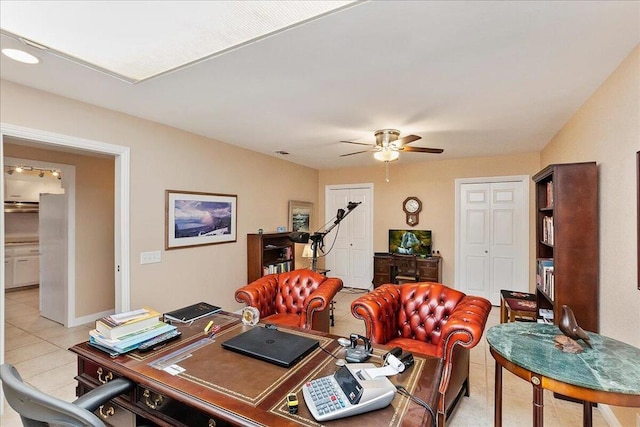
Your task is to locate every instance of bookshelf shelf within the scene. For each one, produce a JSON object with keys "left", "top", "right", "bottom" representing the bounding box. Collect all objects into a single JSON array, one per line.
[
  {"left": 247, "top": 232, "right": 295, "bottom": 282},
  {"left": 533, "top": 162, "right": 599, "bottom": 332}
]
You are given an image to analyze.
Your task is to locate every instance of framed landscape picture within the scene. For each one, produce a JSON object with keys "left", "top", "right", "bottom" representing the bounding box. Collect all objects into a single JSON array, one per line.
[
  {"left": 165, "top": 190, "right": 237, "bottom": 250},
  {"left": 288, "top": 200, "right": 313, "bottom": 232}
]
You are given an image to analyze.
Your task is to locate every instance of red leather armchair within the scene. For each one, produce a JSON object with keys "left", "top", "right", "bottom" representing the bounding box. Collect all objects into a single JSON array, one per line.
[
  {"left": 351, "top": 282, "right": 491, "bottom": 426},
  {"left": 235, "top": 269, "right": 343, "bottom": 333}
]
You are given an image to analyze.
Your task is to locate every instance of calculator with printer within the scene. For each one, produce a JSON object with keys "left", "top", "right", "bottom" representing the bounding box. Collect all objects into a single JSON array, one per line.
[{"left": 302, "top": 363, "right": 396, "bottom": 422}]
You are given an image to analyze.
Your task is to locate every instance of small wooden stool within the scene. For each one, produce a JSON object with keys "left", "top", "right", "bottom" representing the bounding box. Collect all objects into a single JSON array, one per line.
[{"left": 500, "top": 290, "right": 537, "bottom": 323}]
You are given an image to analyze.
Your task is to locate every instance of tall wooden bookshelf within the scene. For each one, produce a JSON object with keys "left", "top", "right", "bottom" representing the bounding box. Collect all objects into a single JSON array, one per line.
[
  {"left": 533, "top": 162, "right": 599, "bottom": 332},
  {"left": 247, "top": 232, "right": 295, "bottom": 283}
]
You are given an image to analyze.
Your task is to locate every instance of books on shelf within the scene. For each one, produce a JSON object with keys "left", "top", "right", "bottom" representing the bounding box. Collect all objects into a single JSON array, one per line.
[
  {"left": 163, "top": 302, "right": 222, "bottom": 323},
  {"left": 542, "top": 216, "right": 554, "bottom": 245},
  {"left": 96, "top": 308, "right": 161, "bottom": 339},
  {"left": 90, "top": 322, "right": 176, "bottom": 354},
  {"left": 546, "top": 181, "right": 554, "bottom": 208},
  {"left": 536, "top": 258, "right": 555, "bottom": 300},
  {"left": 539, "top": 308, "right": 554, "bottom": 324},
  {"left": 263, "top": 260, "right": 293, "bottom": 276}
]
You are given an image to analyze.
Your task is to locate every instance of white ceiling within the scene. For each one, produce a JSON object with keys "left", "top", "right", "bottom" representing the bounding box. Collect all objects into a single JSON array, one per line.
[{"left": 1, "top": 1, "right": 638, "bottom": 170}]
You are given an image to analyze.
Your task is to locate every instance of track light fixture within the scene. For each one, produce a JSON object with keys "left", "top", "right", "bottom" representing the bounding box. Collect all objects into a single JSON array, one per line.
[{"left": 4, "top": 164, "right": 62, "bottom": 179}]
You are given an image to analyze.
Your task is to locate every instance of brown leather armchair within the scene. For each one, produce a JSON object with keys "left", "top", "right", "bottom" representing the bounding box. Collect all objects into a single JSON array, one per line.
[
  {"left": 235, "top": 269, "right": 343, "bottom": 332},
  {"left": 351, "top": 282, "right": 491, "bottom": 426}
]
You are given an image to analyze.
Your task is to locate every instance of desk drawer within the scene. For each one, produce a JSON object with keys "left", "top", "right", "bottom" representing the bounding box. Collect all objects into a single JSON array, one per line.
[
  {"left": 80, "top": 359, "right": 123, "bottom": 387},
  {"left": 136, "top": 386, "right": 231, "bottom": 427},
  {"left": 94, "top": 399, "right": 136, "bottom": 427}
]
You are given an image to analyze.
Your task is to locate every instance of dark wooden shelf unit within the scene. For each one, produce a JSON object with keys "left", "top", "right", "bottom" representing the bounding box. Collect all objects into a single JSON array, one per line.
[
  {"left": 247, "top": 232, "right": 295, "bottom": 283},
  {"left": 372, "top": 253, "right": 442, "bottom": 288},
  {"left": 533, "top": 162, "right": 599, "bottom": 333}
]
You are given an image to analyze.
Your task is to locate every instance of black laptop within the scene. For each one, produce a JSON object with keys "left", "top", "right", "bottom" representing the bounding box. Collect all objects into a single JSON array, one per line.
[{"left": 221, "top": 326, "right": 319, "bottom": 368}]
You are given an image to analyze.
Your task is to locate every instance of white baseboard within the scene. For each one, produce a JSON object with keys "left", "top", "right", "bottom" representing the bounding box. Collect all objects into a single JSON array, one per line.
[{"left": 70, "top": 309, "right": 114, "bottom": 328}]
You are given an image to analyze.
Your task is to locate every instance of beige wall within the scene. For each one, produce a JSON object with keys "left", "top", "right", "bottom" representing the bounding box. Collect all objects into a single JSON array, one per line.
[
  {"left": 1, "top": 80, "right": 319, "bottom": 314},
  {"left": 541, "top": 45, "right": 639, "bottom": 425},
  {"left": 4, "top": 142, "right": 115, "bottom": 317},
  {"left": 319, "top": 153, "right": 541, "bottom": 286}
]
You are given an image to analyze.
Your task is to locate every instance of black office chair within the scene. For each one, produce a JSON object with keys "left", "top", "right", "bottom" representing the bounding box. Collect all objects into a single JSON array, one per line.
[
  {"left": 391, "top": 253, "right": 419, "bottom": 284},
  {"left": 1, "top": 363, "right": 134, "bottom": 427}
]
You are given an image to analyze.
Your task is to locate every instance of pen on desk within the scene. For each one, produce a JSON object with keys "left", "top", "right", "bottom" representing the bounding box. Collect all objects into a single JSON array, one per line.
[{"left": 204, "top": 320, "right": 214, "bottom": 333}]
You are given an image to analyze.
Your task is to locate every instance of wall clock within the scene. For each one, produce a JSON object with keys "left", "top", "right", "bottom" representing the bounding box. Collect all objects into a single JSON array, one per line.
[{"left": 403, "top": 196, "right": 422, "bottom": 226}]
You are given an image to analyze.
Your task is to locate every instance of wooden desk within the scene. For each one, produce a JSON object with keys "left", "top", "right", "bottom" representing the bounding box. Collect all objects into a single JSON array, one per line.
[
  {"left": 373, "top": 254, "right": 442, "bottom": 288},
  {"left": 71, "top": 313, "right": 443, "bottom": 426},
  {"left": 487, "top": 323, "right": 640, "bottom": 427}
]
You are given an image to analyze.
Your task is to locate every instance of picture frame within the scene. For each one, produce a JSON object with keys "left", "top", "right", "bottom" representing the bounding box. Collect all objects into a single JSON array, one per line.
[
  {"left": 288, "top": 200, "right": 313, "bottom": 232},
  {"left": 165, "top": 190, "right": 237, "bottom": 250}
]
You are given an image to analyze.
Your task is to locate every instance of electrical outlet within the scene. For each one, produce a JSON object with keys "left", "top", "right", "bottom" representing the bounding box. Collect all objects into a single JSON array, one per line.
[{"left": 140, "top": 251, "right": 161, "bottom": 264}]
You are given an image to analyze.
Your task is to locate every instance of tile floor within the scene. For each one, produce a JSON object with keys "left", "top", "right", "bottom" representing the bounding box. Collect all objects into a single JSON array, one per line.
[{"left": 2, "top": 287, "right": 609, "bottom": 426}]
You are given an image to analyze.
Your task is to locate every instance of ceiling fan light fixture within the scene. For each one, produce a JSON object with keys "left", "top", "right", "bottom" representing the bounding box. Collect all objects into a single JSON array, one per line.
[{"left": 374, "top": 150, "right": 399, "bottom": 162}]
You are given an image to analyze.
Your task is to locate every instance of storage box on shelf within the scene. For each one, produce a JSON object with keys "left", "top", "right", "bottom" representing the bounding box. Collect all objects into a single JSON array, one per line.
[{"left": 532, "top": 162, "right": 598, "bottom": 332}]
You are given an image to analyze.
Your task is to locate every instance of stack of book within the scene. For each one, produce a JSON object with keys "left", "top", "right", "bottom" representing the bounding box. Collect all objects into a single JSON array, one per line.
[{"left": 89, "top": 308, "right": 176, "bottom": 355}]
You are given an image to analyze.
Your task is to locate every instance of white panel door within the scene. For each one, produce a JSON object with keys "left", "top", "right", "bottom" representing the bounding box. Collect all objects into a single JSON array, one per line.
[
  {"left": 39, "top": 193, "right": 68, "bottom": 325},
  {"left": 458, "top": 179, "right": 526, "bottom": 305},
  {"left": 325, "top": 185, "right": 373, "bottom": 289},
  {"left": 460, "top": 185, "right": 490, "bottom": 295}
]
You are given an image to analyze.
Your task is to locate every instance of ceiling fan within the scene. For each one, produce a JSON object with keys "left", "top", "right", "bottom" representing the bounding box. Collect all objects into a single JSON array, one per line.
[{"left": 340, "top": 129, "right": 444, "bottom": 162}]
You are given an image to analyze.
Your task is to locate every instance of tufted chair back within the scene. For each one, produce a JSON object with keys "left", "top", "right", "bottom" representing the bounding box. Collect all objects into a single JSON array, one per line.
[
  {"left": 273, "top": 269, "right": 327, "bottom": 316},
  {"left": 397, "top": 283, "right": 466, "bottom": 355},
  {"left": 351, "top": 282, "right": 491, "bottom": 427},
  {"left": 235, "top": 269, "right": 343, "bottom": 332}
]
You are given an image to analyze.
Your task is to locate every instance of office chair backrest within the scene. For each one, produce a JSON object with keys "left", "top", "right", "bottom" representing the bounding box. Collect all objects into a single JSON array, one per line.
[{"left": 1, "top": 363, "right": 121, "bottom": 427}]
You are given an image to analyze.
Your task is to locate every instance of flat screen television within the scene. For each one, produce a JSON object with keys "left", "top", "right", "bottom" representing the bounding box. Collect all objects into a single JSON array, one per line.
[{"left": 389, "top": 229, "right": 432, "bottom": 257}]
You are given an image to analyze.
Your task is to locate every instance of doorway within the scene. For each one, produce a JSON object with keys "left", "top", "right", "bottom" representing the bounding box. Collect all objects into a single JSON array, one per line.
[
  {"left": 0, "top": 123, "right": 130, "bottom": 371},
  {"left": 324, "top": 184, "right": 373, "bottom": 290},
  {"left": 455, "top": 176, "right": 529, "bottom": 305}
]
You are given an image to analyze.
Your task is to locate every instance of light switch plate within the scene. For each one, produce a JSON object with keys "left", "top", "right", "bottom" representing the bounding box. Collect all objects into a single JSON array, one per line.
[{"left": 140, "top": 251, "right": 161, "bottom": 264}]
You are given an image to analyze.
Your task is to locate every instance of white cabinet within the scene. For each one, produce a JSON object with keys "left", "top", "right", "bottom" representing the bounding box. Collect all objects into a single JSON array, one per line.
[
  {"left": 5, "top": 176, "right": 63, "bottom": 202},
  {"left": 5, "top": 244, "right": 40, "bottom": 289},
  {"left": 5, "top": 252, "right": 14, "bottom": 289}
]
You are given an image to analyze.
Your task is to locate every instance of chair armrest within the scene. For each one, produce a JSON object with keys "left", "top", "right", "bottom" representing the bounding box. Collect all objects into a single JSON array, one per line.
[
  {"left": 73, "top": 377, "right": 135, "bottom": 412},
  {"left": 351, "top": 284, "right": 402, "bottom": 344},
  {"left": 438, "top": 295, "right": 491, "bottom": 393},
  {"left": 302, "top": 277, "right": 343, "bottom": 328},
  {"left": 235, "top": 275, "right": 280, "bottom": 319}
]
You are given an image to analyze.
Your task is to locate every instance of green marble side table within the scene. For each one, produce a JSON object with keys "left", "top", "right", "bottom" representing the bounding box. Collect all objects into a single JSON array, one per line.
[{"left": 486, "top": 322, "right": 640, "bottom": 427}]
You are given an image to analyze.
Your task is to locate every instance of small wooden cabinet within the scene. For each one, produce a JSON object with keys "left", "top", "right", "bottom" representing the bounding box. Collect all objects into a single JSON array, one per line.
[
  {"left": 533, "top": 162, "right": 598, "bottom": 332},
  {"left": 373, "top": 253, "right": 442, "bottom": 288},
  {"left": 247, "top": 232, "right": 295, "bottom": 283}
]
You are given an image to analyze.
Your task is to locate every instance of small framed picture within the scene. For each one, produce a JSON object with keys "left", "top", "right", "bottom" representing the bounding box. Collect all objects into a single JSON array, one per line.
[
  {"left": 165, "top": 190, "right": 237, "bottom": 250},
  {"left": 288, "top": 200, "right": 313, "bottom": 232}
]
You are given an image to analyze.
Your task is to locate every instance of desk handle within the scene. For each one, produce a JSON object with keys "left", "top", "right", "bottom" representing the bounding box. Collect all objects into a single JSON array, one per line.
[
  {"left": 98, "top": 404, "right": 115, "bottom": 419},
  {"left": 208, "top": 420, "right": 217, "bottom": 427},
  {"left": 96, "top": 367, "right": 113, "bottom": 384},
  {"left": 143, "top": 389, "right": 164, "bottom": 409}
]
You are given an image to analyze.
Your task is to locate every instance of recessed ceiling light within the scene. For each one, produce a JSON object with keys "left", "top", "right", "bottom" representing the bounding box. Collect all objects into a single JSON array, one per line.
[{"left": 1, "top": 48, "right": 40, "bottom": 64}]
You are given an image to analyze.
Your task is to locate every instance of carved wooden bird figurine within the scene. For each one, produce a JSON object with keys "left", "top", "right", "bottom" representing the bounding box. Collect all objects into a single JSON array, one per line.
[{"left": 559, "top": 305, "right": 592, "bottom": 348}]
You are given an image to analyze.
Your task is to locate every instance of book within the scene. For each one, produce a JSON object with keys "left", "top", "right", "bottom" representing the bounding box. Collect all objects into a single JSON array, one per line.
[
  {"left": 90, "top": 322, "right": 176, "bottom": 351},
  {"left": 96, "top": 308, "right": 161, "bottom": 339},
  {"left": 163, "top": 302, "right": 222, "bottom": 323}
]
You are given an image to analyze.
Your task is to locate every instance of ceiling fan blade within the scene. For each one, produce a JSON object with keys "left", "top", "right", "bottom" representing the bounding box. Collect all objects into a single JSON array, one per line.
[
  {"left": 395, "top": 134, "right": 421, "bottom": 146},
  {"left": 340, "top": 140, "right": 374, "bottom": 147},
  {"left": 400, "top": 146, "right": 444, "bottom": 154},
  {"left": 340, "top": 149, "right": 373, "bottom": 157}
]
